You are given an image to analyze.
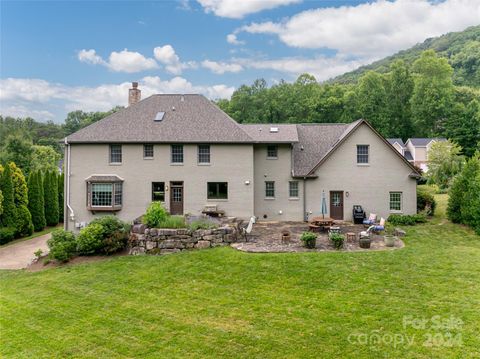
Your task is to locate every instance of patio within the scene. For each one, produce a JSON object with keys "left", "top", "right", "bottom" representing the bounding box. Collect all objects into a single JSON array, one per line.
[{"left": 231, "top": 221, "right": 404, "bottom": 253}]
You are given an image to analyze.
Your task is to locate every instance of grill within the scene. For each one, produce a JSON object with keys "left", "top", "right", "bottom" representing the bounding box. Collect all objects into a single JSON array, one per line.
[{"left": 353, "top": 205, "right": 365, "bottom": 224}]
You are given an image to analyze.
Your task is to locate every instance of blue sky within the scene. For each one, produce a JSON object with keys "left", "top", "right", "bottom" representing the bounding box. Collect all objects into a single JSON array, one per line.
[{"left": 1, "top": 0, "right": 478, "bottom": 122}]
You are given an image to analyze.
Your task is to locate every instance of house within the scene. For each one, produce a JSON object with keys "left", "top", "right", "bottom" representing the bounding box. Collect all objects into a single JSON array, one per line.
[
  {"left": 63, "top": 83, "right": 419, "bottom": 231},
  {"left": 388, "top": 138, "right": 447, "bottom": 172}
]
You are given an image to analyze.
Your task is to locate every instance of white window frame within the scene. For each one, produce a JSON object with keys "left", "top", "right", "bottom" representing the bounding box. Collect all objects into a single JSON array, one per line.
[
  {"left": 389, "top": 192, "right": 402, "bottom": 212},
  {"left": 109, "top": 144, "right": 122, "bottom": 164},
  {"left": 143, "top": 144, "right": 154, "bottom": 159},
  {"left": 289, "top": 181, "right": 299, "bottom": 199},
  {"left": 357, "top": 144, "right": 369, "bottom": 165},
  {"left": 265, "top": 181, "right": 275, "bottom": 199},
  {"left": 267, "top": 145, "right": 278, "bottom": 159}
]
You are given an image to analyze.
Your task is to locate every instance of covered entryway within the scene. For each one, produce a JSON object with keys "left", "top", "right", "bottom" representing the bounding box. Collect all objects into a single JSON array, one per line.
[
  {"left": 170, "top": 181, "right": 184, "bottom": 215},
  {"left": 329, "top": 191, "right": 344, "bottom": 220}
]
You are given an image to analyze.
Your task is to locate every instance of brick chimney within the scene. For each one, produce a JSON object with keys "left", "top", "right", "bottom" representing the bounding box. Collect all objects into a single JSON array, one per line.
[{"left": 128, "top": 82, "right": 141, "bottom": 106}]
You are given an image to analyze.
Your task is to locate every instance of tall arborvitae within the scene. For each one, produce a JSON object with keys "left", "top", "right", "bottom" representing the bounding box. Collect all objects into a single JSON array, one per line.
[
  {"left": 44, "top": 171, "right": 59, "bottom": 226},
  {"left": 58, "top": 173, "right": 64, "bottom": 223},
  {"left": 8, "top": 162, "right": 33, "bottom": 237},
  {"left": 0, "top": 164, "right": 17, "bottom": 228},
  {"left": 28, "top": 171, "right": 46, "bottom": 231}
]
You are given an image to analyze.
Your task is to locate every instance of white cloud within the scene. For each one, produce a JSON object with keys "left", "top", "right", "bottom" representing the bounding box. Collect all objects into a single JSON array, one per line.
[
  {"left": 77, "top": 48, "right": 158, "bottom": 73},
  {"left": 196, "top": 0, "right": 301, "bottom": 19},
  {"left": 78, "top": 49, "right": 106, "bottom": 66},
  {"left": 108, "top": 49, "right": 158, "bottom": 73},
  {"left": 0, "top": 77, "right": 235, "bottom": 122},
  {"left": 153, "top": 45, "right": 197, "bottom": 75},
  {"left": 226, "top": 34, "right": 244, "bottom": 45},
  {"left": 201, "top": 60, "right": 243, "bottom": 74},
  {"left": 235, "top": 0, "right": 480, "bottom": 60}
]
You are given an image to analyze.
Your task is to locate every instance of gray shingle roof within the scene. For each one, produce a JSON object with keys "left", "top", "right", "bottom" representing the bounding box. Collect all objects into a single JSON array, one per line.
[
  {"left": 240, "top": 124, "right": 299, "bottom": 143},
  {"left": 408, "top": 138, "right": 447, "bottom": 146},
  {"left": 66, "top": 94, "right": 253, "bottom": 143},
  {"left": 85, "top": 174, "right": 124, "bottom": 182},
  {"left": 404, "top": 150, "right": 413, "bottom": 161},
  {"left": 387, "top": 138, "right": 405, "bottom": 147},
  {"left": 293, "top": 123, "right": 351, "bottom": 177}
]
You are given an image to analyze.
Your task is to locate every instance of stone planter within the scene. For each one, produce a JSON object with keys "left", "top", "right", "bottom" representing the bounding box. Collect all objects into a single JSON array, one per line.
[
  {"left": 384, "top": 235, "right": 396, "bottom": 247},
  {"left": 359, "top": 236, "right": 371, "bottom": 249}
]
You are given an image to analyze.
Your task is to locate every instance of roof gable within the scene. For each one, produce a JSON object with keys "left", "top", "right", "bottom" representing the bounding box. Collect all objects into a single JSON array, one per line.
[
  {"left": 66, "top": 94, "right": 253, "bottom": 143},
  {"left": 406, "top": 138, "right": 447, "bottom": 147},
  {"left": 303, "top": 120, "right": 419, "bottom": 177}
]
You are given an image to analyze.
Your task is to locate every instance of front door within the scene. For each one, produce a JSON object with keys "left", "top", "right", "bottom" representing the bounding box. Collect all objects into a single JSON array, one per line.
[
  {"left": 170, "top": 181, "right": 184, "bottom": 215},
  {"left": 330, "top": 191, "right": 344, "bottom": 220}
]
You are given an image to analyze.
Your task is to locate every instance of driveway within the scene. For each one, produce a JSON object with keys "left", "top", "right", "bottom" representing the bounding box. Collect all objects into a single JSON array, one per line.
[{"left": 0, "top": 233, "right": 51, "bottom": 270}]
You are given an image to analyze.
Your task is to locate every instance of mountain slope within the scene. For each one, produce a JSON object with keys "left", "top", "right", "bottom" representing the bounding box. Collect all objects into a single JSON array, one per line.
[{"left": 331, "top": 25, "right": 480, "bottom": 87}]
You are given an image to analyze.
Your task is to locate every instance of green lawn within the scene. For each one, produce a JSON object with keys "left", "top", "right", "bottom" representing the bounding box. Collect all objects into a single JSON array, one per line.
[{"left": 1, "top": 196, "right": 479, "bottom": 358}]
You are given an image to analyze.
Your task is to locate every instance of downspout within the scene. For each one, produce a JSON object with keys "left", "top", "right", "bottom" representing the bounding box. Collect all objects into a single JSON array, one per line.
[
  {"left": 64, "top": 138, "right": 75, "bottom": 229},
  {"left": 303, "top": 177, "right": 307, "bottom": 222}
]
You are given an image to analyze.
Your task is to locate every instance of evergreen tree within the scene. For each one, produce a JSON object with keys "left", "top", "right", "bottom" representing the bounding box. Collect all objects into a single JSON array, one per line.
[
  {"left": 28, "top": 171, "right": 46, "bottom": 231},
  {"left": 0, "top": 164, "right": 17, "bottom": 228},
  {"left": 58, "top": 172, "right": 64, "bottom": 223},
  {"left": 44, "top": 171, "right": 59, "bottom": 226},
  {"left": 8, "top": 162, "right": 33, "bottom": 237},
  {"left": 16, "top": 204, "right": 34, "bottom": 237}
]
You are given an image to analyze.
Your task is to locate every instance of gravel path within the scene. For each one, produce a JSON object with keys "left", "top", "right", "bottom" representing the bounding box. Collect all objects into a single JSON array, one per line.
[{"left": 0, "top": 233, "right": 52, "bottom": 270}]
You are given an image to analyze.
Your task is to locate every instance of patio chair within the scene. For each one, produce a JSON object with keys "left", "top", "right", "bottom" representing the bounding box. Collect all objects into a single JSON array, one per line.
[
  {"left": 238, "top": 216, "right": 256, "bottom": 242},
  {"left": 372, "top": 217, "right": 386, "bottom": 234},
  {"left": 363, "top": 213, "right": 377, "bottom": 226}
]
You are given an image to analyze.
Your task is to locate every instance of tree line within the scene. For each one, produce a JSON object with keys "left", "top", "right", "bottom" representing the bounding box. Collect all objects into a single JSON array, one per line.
[
  {"left": 0, "top": 162, "right": 64, "bottom": 244},
  {"left": 218, "top": 50, "right": 480, "bottom": 157}
]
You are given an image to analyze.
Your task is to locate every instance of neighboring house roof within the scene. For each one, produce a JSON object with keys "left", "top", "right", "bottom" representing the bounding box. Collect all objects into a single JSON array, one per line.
[
  {"left": 407, "top": 138, "right": 447, "bottom": 147},
  {"left": 293, "top": 123, "right": 351, "bottom": 177},
  {"left": 66, "top": 94, "right": 253, "bottom": 143},
  {"left": 404, "top": 150, "right": 414, "bottom": 161},
  {"left": 387, "top": 138, "right": 405, "bottom": 147},
  {"left": 240, "top": 124, "right": 299, "bottom": 143}
]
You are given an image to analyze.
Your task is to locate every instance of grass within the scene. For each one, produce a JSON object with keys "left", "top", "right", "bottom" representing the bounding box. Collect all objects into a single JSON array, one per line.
[
  {"left": 0, "top": 224, "right": 62, "bottom": 248},
  {"left": 1, "top": 196, "right": 479, "bottom": 358}
]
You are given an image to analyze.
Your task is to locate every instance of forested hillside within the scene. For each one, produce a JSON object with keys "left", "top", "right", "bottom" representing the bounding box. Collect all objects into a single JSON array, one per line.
[
  {"left": 218, "top": 50, "right": 480, "bottom": 157},
  {"left": 332, "top": 25, "right": 480, "bottom": 87}
]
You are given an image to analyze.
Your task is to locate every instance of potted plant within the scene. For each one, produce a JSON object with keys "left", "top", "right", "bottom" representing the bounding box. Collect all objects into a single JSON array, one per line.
[
  {"left": 359, "top": 234, "right": 371, "bottom": 249},
  {"left": 300, "top": 231, "right": 317, "bottom": 249},
  {"left": 329, "top": 232, "right": 345, "bottom": 250},
  {"left": 384, "top": 228, "right": 397, "bottom": 247}
]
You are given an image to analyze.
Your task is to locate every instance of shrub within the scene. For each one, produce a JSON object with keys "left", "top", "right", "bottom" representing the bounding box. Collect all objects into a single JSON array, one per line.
[
  {"left": 330, "top": 232, "right": 345, "bottom": 249},
  {"left": 157, "top": 216, "right": 186, "bottom": 229},
  {"left": 300, "top": 231, "right": 317, "bottom": 249},
  {"left": 15, "top": 205, "right": 34, "bottom": 237},
  {"left": 89, "top": 216, "right": 130, "bottom": 254},
  {"left": 76, "top": 223, "right": 104, "bottom": 255},
  {"left": 48, "top": 229, "right": 76, "bottom": 262},
  {"left": 0, "top": 227, "right": 15, "bottom": 245},
  {"left": 188, "top": 219, "right": 217, "bottom": 231},
  {"left": 417, "top": 188, "right": 436, "bottom": 216},
  {"left": 387, "top": 214, "right": 426, "bottom": 226},
  {"left": 143, "top": 202, "right": 168, "bottom": 227}
]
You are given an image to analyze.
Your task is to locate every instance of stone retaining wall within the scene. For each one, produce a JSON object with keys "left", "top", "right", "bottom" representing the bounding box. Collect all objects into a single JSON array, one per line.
[{"left": 129, "top": 224, "right": 241, "bottom": 255}]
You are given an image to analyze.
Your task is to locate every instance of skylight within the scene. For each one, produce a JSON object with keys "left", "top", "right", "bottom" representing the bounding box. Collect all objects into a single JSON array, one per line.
[
  {"left": 270, "top": 127, "right": 279, "bottom": 133},
  {"left": 154, "top": 112, "right": 165, "bottom": 122}
]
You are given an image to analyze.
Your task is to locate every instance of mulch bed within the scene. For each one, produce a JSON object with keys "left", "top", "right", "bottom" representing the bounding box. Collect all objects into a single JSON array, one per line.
[{"left": 231, "top": 221, "right": 404, "bottom": 253}]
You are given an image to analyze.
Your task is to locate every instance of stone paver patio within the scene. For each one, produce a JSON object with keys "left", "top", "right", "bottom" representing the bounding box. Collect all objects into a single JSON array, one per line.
[{"left": 231, "top": 221, "right": 404, "bottom": 253}]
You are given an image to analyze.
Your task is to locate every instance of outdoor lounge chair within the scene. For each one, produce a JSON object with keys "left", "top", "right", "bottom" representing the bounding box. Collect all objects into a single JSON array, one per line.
[
  {"left": 363, "top": 213, "right": 377, "bottom": 226},
  {"left": 373, "top": 217, "right": 386, "bottom": 233},
  {"left": 238, "top": 216, "right": 256, "bottom": 242}
]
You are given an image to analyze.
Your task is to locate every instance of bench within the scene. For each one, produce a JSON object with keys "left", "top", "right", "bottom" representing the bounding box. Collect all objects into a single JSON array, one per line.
[{"left": 202, "top": 205, "right": 225, "bottom": 217}]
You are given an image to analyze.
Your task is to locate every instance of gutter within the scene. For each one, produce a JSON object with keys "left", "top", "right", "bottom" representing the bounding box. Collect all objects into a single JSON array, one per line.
[
  {"left": 64, "top": 138, "right": 75, "bottom": 227},
  {"left": 303, "top": 177, "right": 307, "bottom": 222}
]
